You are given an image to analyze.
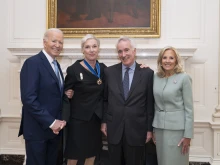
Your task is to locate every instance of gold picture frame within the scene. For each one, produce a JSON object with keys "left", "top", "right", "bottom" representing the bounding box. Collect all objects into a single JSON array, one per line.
[{"left": 47, "top": 0, "right": 160, "bottom": 38}]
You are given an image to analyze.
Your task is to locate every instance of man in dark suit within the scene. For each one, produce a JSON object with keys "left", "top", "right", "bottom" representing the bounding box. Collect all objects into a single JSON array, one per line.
[
  {"left": 101, "top": 36, "right": 154, "bottom": 165},
  {"left": 18, "top": 28, "right": 66, "bottom": 165}
]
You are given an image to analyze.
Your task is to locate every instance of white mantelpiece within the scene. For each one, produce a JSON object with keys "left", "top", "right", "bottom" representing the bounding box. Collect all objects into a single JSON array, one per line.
[
  {"left": 7, "top": 47, "right": 197, "bottom": 59},
  {"left": 7, "top": 47, "right": 197, "bottom": 75}
]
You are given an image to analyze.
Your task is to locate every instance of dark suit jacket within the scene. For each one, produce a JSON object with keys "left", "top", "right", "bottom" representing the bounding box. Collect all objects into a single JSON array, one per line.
[
  {"left": 64, "top": 60, "right": 106, "bottom": 121},
  {"left": 18, "top": 51, "right": 64, "bottom": 140},
  {"left": 103, "top": 62, "right": 154, "bottom": 146}
]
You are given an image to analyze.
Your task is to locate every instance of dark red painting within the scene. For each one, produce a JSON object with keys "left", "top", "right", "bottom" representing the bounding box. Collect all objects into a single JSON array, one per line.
[
  {"left": 47, "top": 0, "right": 160, "bottom": 37},
  {"left": 57, "top": 0, "right": 151, "bottom": 28}
]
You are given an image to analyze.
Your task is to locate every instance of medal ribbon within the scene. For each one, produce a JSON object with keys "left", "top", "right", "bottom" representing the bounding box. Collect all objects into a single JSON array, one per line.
[{"left": 83, "top": 60, "right": 100, "bottom": 79}]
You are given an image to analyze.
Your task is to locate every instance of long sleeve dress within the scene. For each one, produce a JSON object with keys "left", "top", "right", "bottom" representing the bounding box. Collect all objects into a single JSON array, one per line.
[{"left": 153, "top": 72, "right": 194, "bottom": 165}]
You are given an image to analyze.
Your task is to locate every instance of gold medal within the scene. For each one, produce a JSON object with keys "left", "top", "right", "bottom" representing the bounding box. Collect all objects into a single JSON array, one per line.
[{"left": 97, "top": 78, "right": 102, "bottom": 85}]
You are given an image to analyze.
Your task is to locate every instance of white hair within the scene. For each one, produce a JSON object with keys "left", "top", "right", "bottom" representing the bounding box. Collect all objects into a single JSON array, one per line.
[
  {"left": 116, "top": 36, "right": 136, "bottom": 50},
  {"left": 81, "top": 34, "right": 100, "bottom": 52},
  {"left": 43, "top": 28, "right": 63, "bottom": 40}
]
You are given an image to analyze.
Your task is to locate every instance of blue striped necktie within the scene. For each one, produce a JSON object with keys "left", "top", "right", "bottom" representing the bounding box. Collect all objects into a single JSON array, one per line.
[
  {"left": 52, "top": 60, "right": 62, "bottom": 91},
  {"left": 123, "top": 67, "right": 130, "bottom": 100}
]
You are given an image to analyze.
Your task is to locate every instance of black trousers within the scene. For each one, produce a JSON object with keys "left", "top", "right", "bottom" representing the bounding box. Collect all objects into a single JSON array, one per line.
[
  {"left": 108, "top": 134, "right": 145, "bottom": 165},
  {"left": 145, "top": 139, "right": 158, "bottom": 165}
]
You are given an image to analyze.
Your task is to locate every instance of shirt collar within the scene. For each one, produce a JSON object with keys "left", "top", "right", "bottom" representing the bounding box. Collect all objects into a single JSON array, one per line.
[
  {"left": 42, "top": 49, "right": 55, "bottom": 64},
  {"left": 122, "top": 61, "right": 136, "bottom": 71}
]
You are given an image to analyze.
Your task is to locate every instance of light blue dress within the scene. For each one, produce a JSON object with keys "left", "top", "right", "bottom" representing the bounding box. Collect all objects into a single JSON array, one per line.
[{"left": 153, "top": 73, "right": 194, "bottom": 165}]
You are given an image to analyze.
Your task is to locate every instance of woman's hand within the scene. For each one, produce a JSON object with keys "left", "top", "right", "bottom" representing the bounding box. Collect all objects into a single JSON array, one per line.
[
  {"left": 178, "top": 137, "right": 191, "bottom": 155},
  {"left": 152, "top": 132, "right": 156, "bottom": 144},
  {"left": 146, "top": 131, "right": 153, "bottom": 143},
  {"left": 101, "top": 123, "right": 107, "bottom": 136},
  {"left": 65, "top": 89, "right": 74, "bottom": 99}
]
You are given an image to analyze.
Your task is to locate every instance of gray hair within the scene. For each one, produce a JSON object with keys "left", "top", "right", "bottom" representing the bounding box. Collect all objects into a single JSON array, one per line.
[
  {"left": 81, "top": 34, "right": 100, "bottom": 52},
  {"left": 116, "top": 36, "right": 136, "bottom": 50},
  {"left": 43, "top": 28, "right": 63, "bottom": 40}
]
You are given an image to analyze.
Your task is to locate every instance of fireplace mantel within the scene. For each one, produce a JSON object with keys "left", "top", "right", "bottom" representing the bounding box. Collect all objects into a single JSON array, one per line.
[{"left": 8, "top": 47, "right": 197, "bottom": 61}]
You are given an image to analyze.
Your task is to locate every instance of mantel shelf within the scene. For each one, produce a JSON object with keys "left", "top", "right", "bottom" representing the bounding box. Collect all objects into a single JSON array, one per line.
[{"left": 8, "top": 47, "right": 197, "bottom": 60}]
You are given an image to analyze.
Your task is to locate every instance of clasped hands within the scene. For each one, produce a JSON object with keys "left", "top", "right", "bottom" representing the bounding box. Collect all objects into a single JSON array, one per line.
[
  {"left": 50, "top": 89, "right": 73, "bottom": 135},
  {"left": 51, "top": 120, "right": 66, "bottom": 134}
]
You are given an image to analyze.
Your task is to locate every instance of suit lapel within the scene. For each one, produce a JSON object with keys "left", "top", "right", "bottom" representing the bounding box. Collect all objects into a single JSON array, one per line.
[
  {"left": 126, "top": 62, "right": 141, "bottom": 100},
  {"left": 115, "top": 63, "right": 124, "bottom": 97},
  {"left": 39, "top": 51, "right": 61, "bottom": 90}
]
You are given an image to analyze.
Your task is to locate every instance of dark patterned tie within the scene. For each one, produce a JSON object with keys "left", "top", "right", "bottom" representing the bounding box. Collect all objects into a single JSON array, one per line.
[{"left": 123, "top": 67, "right": 130, "bottom": 100}]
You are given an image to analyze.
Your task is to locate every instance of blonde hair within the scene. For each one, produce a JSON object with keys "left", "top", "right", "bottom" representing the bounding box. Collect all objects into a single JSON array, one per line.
[
  {"left": 157, "top": 46, "right": 184, "bottom": 78},
  {"left": 81, "top": 34, "right": 100, "bottom": 52}
]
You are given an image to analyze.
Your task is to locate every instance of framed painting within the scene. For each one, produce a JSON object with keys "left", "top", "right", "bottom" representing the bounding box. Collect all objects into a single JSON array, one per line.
[{"left": 47, "top": 0, "right": 160, "bottom": 38}]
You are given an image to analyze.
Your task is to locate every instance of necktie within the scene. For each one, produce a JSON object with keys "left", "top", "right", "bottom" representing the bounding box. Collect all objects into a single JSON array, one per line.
[
  {"left": 123, "top": 68, "right": 130, "bottom": 100},
  {"left": 52, "top": 60, "right": 62, "bottom": 91}
]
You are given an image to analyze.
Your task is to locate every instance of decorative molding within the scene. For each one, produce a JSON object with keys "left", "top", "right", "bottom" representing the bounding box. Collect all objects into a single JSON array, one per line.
[
  {"left": 189, "top": 156, "right": 212, "bottom": 165},
  {"left": 168, "top": 0, "right": 205, "bottom": 42},
  {"left": 213, "top": 109, "right": 220, "bottom": 122},
  {"left": 0, "top": 149, "right": 25, "bottom": 155},
  {"left": 210, "top": 123, "right": 220, "bottom": 130},
  {"left": 1, "top": 115, "right": 216, "bottom": 125},
  {"left": 7, "top": 47, "right": 197, "bottom": 61},
  {"left": 0, "top": 109, "right": 1, "bottom": 122},
  {"left": 213, "top": 24, "right": 220, "bottom": 122},
  {"left": 0, "top": 116, "right": 21, "bottom": 122},
  {"left": 194, "top": 121, "right": 211, "bottom": 128}
]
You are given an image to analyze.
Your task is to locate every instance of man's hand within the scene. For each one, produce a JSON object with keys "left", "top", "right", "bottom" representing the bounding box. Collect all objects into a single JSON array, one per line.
[
  {"left": 51, "top": 120, "right": 66, "bottom": 134},
  {"left": 65, "top": 89, "right": 74, "bottom": 99},
  {"left": 178, "top": 138, "right": 191, "bottom": 155},
  {"left": 140, "top": 64, "right": 149, "bottom": 68},
  {"left": 145, "top": 131, "right": 153, "bottom": 143},
  {"left": 101, "top": 123, "right": 107, "bottom": 136}
]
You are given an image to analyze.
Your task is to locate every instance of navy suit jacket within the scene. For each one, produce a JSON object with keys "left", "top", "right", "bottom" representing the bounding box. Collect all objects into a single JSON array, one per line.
[{"left": 18, "top": 51, "right": 64, "bottom": 140}]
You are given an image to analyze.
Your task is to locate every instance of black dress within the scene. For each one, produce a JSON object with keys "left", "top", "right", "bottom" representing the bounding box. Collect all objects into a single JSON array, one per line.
[{"left": 64, "top": 60, "right": 106, "bottom": 159}]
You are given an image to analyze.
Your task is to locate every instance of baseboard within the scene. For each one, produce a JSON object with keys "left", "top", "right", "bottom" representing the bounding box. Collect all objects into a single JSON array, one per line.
[{"left": 190, "top": 155, "right": 212, "bottom": 164}]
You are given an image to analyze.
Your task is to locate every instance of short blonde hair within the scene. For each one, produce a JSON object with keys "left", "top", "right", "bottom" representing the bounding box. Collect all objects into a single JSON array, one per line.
[
  {"left": 157, "top": 46, "right": 184, "bottom": 78},
  {"left": 81, "top": 34, "right": 100, "bottom": 52}
]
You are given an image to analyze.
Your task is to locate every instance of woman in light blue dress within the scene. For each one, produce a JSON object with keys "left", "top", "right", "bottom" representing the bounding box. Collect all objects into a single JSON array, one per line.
[{"left": 153, "top": 46, "right": 194, "bottom": 165}]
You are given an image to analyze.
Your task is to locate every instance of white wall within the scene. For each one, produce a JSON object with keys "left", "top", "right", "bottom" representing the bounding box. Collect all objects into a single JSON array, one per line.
[{"left": 0, "top": 0, "right": 220, "bottom": 164}]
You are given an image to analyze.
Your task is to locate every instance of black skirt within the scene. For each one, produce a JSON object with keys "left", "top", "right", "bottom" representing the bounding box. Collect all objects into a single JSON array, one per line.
[{"left": 64, "top": 114, "right": 102, "bottom": 160}]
